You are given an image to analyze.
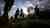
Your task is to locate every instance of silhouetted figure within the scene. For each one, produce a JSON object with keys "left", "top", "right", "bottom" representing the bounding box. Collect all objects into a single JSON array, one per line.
[
  {"left": 3, "top": 0, "right": 14, "bottom": 16},
  {"left": 34, "top": 5, "right": 39, "bottom": 16},
  {"left": 15, "top": 8, "right": 19, "bottom": 19},
  {"left": 20, "top": 9, "right": 24, "bottom": 17},
  {"left": 20, "top": 9, "right": 23, "bottom": 16}
]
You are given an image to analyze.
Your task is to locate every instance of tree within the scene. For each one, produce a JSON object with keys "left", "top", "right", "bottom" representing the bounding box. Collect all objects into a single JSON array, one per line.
[{"left": 3, "top": 0, "right": 14, "bottom": 16}]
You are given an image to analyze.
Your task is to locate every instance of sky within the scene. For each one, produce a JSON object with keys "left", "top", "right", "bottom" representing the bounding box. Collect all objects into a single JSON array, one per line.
[
  {"left": 0, "top": 0, "right": 48, "bottom": 16},
  {"left": 9, "top": 0, "right": 48, "bottom": 16},
  {"left": 16, "top": 0, "right": 48, "bottom": 16},
  {"left": 16, "top": 0, "right": 24, "bottom": 8},
  {"left": 16, "top": 0, "right": 48, "bottom": 8},
  {"left": 0, "top": 0, "right": 5, "bottom": 16}
]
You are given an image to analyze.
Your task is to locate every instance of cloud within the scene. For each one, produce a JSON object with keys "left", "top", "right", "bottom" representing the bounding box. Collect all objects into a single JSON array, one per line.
[
  {"left": 0, "top": 0, "right": 4, "bottom": 3},
  {"left": 21, "top": 1, "right": 35, "bottom": 16},
  {"left": 8, "top": 0, "right": 17, "bottom": 16},
  {"left": 0, "top": 0, "right": 5, "bottom": 16},
  {"left": 8, "top": 0, "right": 48, "bottom": 16},
  {"left": 24, "top": 1, "right": 35, "bottom": 8},
  {"left": 31, "top": 0, "right": 48, "bottom": 11}
]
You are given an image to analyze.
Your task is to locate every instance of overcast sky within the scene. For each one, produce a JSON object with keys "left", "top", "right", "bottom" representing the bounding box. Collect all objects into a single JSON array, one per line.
[
  {"left": 8, "top": 0, "right": 48, "bottom": 16},
  {"left": 8, "top": 0, "right": 16, "bottom": 16},
  {"left": 0, "top": 0, "right": 48, "bottom": 16},
  {"left": 0, "top": 0, "right": 5, "bottom": 16}
]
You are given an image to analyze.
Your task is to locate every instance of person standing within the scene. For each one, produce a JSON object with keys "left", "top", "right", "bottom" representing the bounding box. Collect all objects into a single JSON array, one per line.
[
  {"left": 15, "top": 8, "right": 19, "bottom": 19},
  {"left": 34, "top": 5, "right": 39, "bottom": 16},
  {"left": 20, "top": 9, "right": 24, "bottom": 17}
]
